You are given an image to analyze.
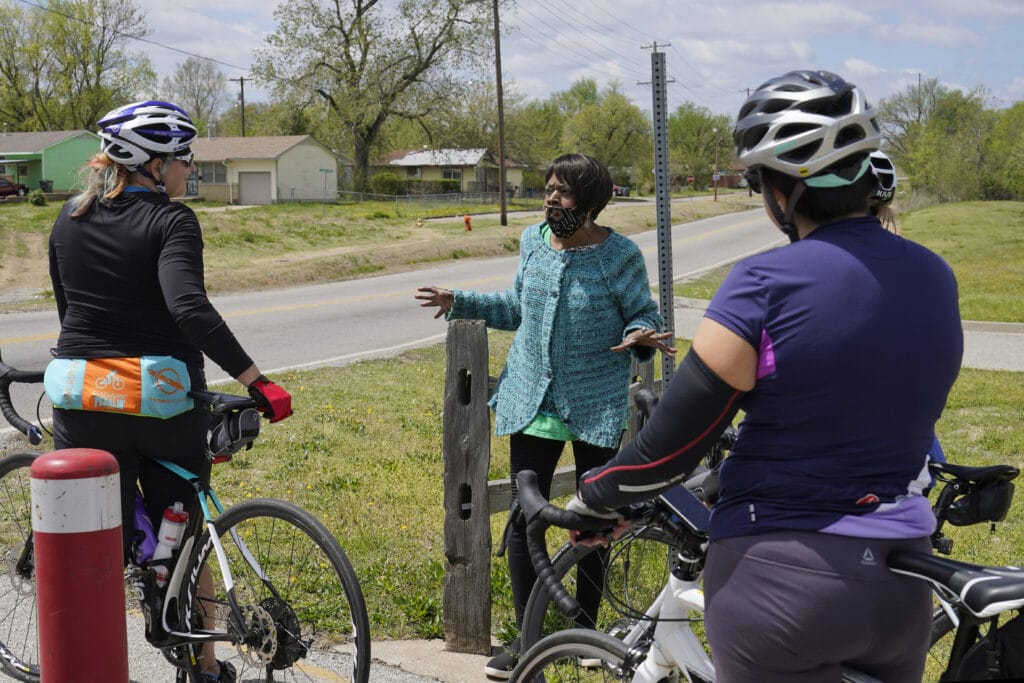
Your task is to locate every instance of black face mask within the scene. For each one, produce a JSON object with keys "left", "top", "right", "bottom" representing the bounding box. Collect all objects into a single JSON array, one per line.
[{"left": 545, "top": 205, "right": 583, "bottom": 238}]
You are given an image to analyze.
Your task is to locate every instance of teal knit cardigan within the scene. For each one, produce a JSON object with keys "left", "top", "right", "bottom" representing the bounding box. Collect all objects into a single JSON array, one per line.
[{"left": 447, "top": 223, "right": 664, "bottom": 448}]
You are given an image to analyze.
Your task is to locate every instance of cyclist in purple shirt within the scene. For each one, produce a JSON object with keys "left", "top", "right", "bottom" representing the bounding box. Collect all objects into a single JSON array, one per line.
[{"left": 570, "top": 71, "right": 963, "bottom": 682}]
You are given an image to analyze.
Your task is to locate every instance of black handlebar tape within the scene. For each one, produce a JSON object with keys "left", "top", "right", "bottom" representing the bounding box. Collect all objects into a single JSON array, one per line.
[
  {"left": 526, "top": 518, "right": 581, "bottom": 618},
  {"left": 0, "top": 369, "right": 44, "bottom": 444},
  {"left": 515, "top": 469, "right": 617, "bottom": 618}
]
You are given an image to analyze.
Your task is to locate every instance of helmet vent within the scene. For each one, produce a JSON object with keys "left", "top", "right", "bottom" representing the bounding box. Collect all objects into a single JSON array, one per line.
[
  {"left": 761, "top": 99, "right": 792, "bottom": 114},
  {"left": 799, "top": 90, "right": 853, "bottom": 117},
  {"left": 835, "top": 125, "right": 866, "bottom": 148},
  {"left": 779, "top": 141, "right": 821, "bottom": 164}
]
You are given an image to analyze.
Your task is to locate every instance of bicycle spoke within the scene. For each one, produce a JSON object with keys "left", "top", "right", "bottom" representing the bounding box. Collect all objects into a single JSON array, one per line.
[{"left": 183, "top": 499, "right": 369, "bottom": 683}]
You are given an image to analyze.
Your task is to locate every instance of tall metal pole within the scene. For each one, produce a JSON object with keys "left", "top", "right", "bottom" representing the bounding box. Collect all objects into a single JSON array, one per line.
[
  {"left": 646, "top": 43, "right": 675, "bottom": 385},
  {"left": 492, "top": 0, "right": 507, "bottom": 225}
]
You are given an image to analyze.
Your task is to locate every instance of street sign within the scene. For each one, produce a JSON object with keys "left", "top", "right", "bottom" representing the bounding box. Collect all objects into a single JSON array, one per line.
[
  {"left": 712, "top": 173, "right": 721, "bottom": 182},
  {"left": 319, "top": 168, "right": 334, "bottom": 173}
]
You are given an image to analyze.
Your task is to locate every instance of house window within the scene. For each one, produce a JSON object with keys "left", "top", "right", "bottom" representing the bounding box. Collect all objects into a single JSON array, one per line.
[
  {"left": 443, "top": 168, "right": 462, "bottom": 182},
  {"left": 406, "top": 167, "right": 420, "bottom": 178},
  {"left": 198, "top": 162, "right": 227, "bottom": 184},
  {"left": 18, "top": 165, "right": 28, "bottom": 176}
]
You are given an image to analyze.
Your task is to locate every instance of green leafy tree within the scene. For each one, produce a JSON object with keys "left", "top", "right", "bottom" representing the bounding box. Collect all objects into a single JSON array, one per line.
[
  {"left": 986, "top": 102, "right": 1024, "bottom": 199},
  {"left": 0, "top": 0, "right": 153, "bottom": 131},
  {"left": 876, "top": 76, "right": 948, "bottom": 163},
  {"left": 214, "top": 99, "right": 314, "bottom": 138},
  {"left": 666, "top": 102, "right": 732, "bottom": 189},
  {"left": 560, "top": 83, "right": 651, "bottom": 185},
  {"left": 906, "top": 88, "right": 992, "bottom": 202},
  {"left": 253, "top": 0, "right": 497, "bottom": 190}
]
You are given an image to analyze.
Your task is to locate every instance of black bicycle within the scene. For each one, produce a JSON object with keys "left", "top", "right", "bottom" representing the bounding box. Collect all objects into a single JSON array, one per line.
[{"left": 0, "top": 351, "right": 371, "bottom": 683}]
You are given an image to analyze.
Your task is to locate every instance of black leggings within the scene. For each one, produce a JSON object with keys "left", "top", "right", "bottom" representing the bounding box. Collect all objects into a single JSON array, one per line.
[
  {"left": 506, "top": 432, "right": 618, "bottom": 630},
  {"left": 51, "top": 378, "right": 211, "bottom": 563}
]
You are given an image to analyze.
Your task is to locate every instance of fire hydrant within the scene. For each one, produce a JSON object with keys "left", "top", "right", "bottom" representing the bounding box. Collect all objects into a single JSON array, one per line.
[{"left": 464, "top": 214, "right": 472, "bottom": 231}]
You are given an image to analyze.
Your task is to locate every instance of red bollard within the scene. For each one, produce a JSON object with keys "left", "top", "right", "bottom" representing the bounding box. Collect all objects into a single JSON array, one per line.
[{"left": 31, "top": 449, "right": 128, "bottom": 682}]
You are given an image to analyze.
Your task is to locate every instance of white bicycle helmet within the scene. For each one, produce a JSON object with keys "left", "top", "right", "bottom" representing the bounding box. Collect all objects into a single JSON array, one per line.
[
  {"left": 97, "top": 100, "right": 197, "bottom": 168},
  {"left": 733, "top": 70, "right": 881, "bottom": 180},
  {"left": 869, "top": 150, "right": 896, "bottom": 203}
]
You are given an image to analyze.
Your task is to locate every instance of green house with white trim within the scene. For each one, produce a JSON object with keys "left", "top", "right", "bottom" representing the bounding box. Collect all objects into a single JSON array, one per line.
[{"left": 0, "top": 131, "right": 101, "bottom": 193}]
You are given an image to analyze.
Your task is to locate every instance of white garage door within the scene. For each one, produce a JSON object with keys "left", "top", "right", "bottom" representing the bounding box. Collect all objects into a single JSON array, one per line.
[{"left": 238, "top": 172, "right": 272, "bottom": 205}]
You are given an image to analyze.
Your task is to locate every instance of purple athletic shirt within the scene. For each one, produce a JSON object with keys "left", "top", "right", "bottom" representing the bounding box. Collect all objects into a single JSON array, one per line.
[{"left": 702, "top": 217, "right": 962, "bottom": 540}]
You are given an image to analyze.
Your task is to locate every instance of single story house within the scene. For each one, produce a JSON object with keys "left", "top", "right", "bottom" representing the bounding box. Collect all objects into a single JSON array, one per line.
[
  {"left": 0, "top": 131, "right": 100, "bottom": 193},
  {"left": 375, "top": 148, "right": 525, "bottom": 195},
  {"left": 190, "top": 135, "right": 353, "bottom": 205}
]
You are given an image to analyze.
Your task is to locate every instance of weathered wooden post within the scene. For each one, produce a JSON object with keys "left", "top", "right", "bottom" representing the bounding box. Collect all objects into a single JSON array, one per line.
[{"left": 441, "top": 319, "right": 492, "bottom": 654}]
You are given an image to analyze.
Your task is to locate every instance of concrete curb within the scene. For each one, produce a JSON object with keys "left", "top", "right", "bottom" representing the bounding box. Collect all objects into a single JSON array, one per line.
[{"left": 372, "top": 639, "right": 493, "bottom": 682}]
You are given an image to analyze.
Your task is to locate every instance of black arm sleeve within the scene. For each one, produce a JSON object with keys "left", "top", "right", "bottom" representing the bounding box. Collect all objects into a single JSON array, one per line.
[{"left": 578, "top": 348, "right": 744, "bottom": 512}]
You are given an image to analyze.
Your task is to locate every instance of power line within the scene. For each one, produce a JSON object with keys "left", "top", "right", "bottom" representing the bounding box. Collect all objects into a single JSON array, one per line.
[{"left": 15, "top": 0, "right": 250, "bottom": 73}]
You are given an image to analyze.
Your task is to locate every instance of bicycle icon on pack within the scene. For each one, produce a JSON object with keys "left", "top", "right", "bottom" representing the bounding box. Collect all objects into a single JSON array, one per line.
[{"left": 95, "top": 370, "right": 126, "bottom": 391}]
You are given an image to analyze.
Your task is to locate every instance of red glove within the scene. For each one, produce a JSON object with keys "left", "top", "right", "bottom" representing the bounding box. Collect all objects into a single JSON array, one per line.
[{"left": 248, "top": 376, "right": 293, "bottom": 423}]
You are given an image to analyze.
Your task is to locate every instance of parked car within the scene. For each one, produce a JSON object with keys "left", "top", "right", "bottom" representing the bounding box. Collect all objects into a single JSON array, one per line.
[
  {"left": 612, "top": 184, "right": 631, "bottom": 197},
  {"left": 0, "top": 178, "right": 30, "bottom": 198}
]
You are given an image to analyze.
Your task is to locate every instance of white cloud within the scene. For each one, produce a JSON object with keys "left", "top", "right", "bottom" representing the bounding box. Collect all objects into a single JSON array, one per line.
[{"left": 877, "top": 22, "right": 986, "bottom": 49}]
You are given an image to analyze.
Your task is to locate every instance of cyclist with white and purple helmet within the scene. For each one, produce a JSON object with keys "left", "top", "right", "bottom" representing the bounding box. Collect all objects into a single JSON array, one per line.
[
  {"left": 568, "top": 71, "right": 963, "bottom": 682},
  {"left": 49, "top": 100, "right": 292, "bottom": 682}
]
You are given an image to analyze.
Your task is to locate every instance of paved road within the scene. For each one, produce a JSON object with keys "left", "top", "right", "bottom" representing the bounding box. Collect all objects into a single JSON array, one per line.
[{"left": 0, "top": 205, "right": 785, "bottom": 434}]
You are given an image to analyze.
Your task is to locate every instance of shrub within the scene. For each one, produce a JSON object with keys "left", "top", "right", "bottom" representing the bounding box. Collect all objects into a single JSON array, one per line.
[
  {"left": 369, "top": 172, "right": 405, "bottom": 196},
  {"left": 28, "top": 189, "right": 47, "bottom": 206}
]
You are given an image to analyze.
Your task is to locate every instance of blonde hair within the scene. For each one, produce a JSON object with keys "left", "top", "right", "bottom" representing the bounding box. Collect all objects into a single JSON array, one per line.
[
  {"left": 872, "top": 202, "right": 901, "bottom": 235},
  {"left": 69, "top": 154, "right": 131, "bottom": 217}
]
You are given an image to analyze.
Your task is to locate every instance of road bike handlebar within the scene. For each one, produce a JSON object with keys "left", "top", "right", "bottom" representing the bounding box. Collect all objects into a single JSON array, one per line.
[
  {"left": 0, "top": 352, "right": 44, "bottom": 445},
  {"left": 516, "top": 469, "right": 622, "bottom": 618}
]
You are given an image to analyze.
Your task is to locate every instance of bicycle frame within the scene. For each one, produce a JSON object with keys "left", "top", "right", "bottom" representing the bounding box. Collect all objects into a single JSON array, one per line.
[
  {"left": 147, "top": 457, "right": 268, "bottom": 650},
  {"left": 619, "top": 573, "right": 713, "bottom": 683}
]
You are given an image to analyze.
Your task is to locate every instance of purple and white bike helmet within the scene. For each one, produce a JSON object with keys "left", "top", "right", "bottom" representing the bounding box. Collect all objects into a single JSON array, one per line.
[{"left": 97, "top": 100, "right": 197, "bottom": 169}]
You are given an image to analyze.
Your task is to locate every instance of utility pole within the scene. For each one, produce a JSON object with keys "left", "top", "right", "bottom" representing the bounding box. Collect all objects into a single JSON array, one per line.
[
  {"left": 641, "top": 41, "right": 675, "bottom": 385},
  {"left": 492, "top": 0, "right": 507, "bottom": 226},
  {"left": 230, "top": 76, "right": 247, "bottom": 137}
]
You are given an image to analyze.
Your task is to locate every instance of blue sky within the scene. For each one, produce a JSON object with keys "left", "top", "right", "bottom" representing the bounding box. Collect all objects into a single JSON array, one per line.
[{"left": 149, "top": 0, "right": 1024, "bottom": 117}]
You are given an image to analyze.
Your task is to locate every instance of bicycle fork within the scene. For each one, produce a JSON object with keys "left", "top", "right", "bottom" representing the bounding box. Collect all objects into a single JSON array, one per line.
[{"left": 631, "top": 574, "right": 714, "bottom": 683}]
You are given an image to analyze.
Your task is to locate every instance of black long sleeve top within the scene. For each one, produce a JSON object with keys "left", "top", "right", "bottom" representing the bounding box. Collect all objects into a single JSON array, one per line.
[{"left": 48, "top": 190, "right": 253, "bottom": 378}]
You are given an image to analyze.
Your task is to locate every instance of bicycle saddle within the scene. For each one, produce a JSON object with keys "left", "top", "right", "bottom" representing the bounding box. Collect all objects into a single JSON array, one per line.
[
  {"left": 930, "top": 461, "right": 1020, "bottom": 485},
  {"left": 888, "top": 550, "right": 1024, "bottom": 619}
]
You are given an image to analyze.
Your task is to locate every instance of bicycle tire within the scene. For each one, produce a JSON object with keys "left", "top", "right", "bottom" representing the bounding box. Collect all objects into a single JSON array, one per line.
[
  {"left": 512, "top": 628, "right": 633, "bottom": 682},
  {"left": 0, "top": 451, "right": 41, "bottom": 682},
  {"left": 519, "top": 524, "right": 680, "bottom": 651},
  {"left": 177, "top": 497, "right": 371, "bottom": 683}
]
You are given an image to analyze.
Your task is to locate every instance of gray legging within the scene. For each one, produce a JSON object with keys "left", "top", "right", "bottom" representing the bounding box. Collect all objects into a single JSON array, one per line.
[{"left": 704, "top": 530, "right": 933, "bottom": 683}]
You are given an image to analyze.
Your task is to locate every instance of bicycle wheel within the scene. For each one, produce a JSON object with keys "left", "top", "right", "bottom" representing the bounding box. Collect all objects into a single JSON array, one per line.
[
  {"left": 177, "top": 497, "right": 370, "bottom": 683},
  {"left": 512, "top": 628, "right": 632, "bottom": 682},
  {"left": 0, "top": 451, "right": 40, "bottom": 682},
  {"left": 520, "top": 524, "right": 680, "bottom": 650}
]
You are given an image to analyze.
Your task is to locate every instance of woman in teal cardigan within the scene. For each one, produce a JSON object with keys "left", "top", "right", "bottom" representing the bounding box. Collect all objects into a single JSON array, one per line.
[{"left": 416, "top": 153, "right": 674, "bottom": 678}]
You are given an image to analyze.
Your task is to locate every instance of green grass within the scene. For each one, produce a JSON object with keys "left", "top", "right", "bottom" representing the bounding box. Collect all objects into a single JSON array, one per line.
[{"left": 673, "top": 201, "right": 1024, "bottom": 322}]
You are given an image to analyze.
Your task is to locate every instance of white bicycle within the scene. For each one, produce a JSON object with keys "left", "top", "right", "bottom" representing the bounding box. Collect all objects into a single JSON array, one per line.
[{"left": 511, "top": 466, "right": 1024, "bottom": 683}]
